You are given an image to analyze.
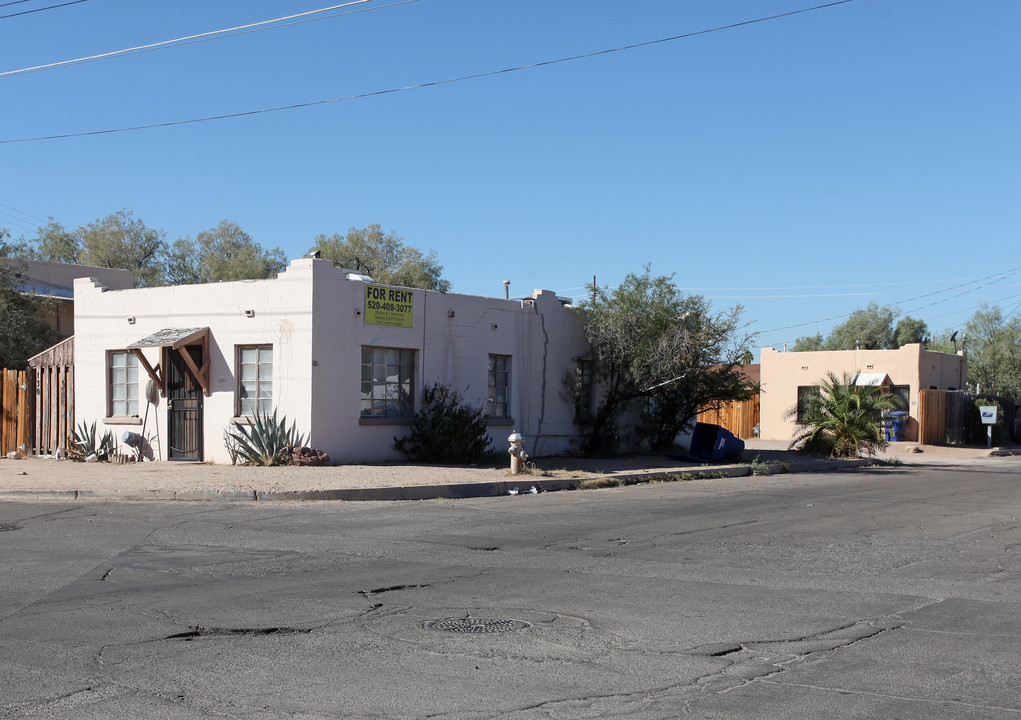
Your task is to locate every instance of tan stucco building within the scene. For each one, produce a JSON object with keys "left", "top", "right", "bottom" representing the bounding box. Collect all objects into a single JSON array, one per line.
[
  {"left": 72, "top": 258, "right": 591, "bottom": 464},
  {"left": 759, "top": 344, "right": 967, "bottom": 443}
]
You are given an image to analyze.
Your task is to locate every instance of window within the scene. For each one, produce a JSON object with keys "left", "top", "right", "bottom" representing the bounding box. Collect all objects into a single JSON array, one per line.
[
  {"left": 796, "top": 385, "right": 821, "bottom": 424},
  {"left": 575, "top": 359, "right": 593, "bottom": 421},
  {"left": 108, "top": 350, "right": 139, "bottom": 417},
  {"left": 488, "top": 355, "right": 511, "bottom": 418},
  {"left": 237, "top": 345, "right": 273, "bottom": 417},
  {"left": 361, "top": 347, "right": 415, "bottom": 417},
  {"left": 892, "top": 385, "right": 910, "bottom": 411}
]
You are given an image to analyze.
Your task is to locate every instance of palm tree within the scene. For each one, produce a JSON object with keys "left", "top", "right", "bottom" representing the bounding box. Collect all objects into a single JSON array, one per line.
[{"left": 787, "top": 371, "right": 903, "bottom": 457}]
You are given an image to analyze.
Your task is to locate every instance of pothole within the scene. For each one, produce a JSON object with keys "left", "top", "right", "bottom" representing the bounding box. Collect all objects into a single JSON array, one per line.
[
  {"left": 360, "top": 583, "right": 430, "bottom": 597},
  {"left": 0, "top": 524, "right": 24, "bottom": 532},
  {"left": 689, "top": 642, "right": 744, "bottom": 657},
  {"left": 425, "top": 617, "right": 532, "bottom": 634},
  {"left": 165, "top": 626, "right": 313, "bottom": 641}
]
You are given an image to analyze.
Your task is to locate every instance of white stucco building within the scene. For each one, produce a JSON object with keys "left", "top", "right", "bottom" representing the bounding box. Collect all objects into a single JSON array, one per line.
[{"left": 73, "top": 258, "right": 591, "bottom": 463}]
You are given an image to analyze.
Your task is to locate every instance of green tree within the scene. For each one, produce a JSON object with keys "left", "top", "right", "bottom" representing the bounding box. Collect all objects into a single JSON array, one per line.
[
  {"left": 0, "top": 231, "right": 59, "bottom": 368},
  {"left": 580, "top": 266, "right": 756, "bottom": 454},
  {"left": 792, "top": 333, "right": 825, "bottom": 352},
  {"left": 964, "top": 304, "right": 1021, "bottom": 396},
  {"left": 166, "top": 221, "right": 287, "bottom": 284},
  {"left": 17, "top": 219, "right": 80, "bottom": 262},
  {"left": 77, "top": 211, "right": 168, "bottom": 287},
  {"left": 788, "top": 370, "right": 902, "bottom": 457},
  {"left": 894, "top": 316, "right": 928, "bottom": 347},
  {"left": 824, "top": 302, "right": 896, "bottom": 350},
  {"left": 22, "top": 211, "right": 168, "bottom": 287},
  {"left": 310, "top": 224, "right": 450, "bottom": 291},
  {"left": 801, "top": 305, "right": 928, "bottom": 352}
]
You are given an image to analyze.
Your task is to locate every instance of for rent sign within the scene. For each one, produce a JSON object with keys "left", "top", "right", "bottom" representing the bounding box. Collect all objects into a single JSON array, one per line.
[{"left": 364, "top": 285, "right": 415, "bottom": 328}]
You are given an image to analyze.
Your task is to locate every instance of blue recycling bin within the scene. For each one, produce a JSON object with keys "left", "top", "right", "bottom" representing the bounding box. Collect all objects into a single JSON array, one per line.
[
  {"left": 690, "top": 422, "right": 745, "bottom": 461},
  {"left": 888, "top": 411, "right": 907, "bottom": 442}
]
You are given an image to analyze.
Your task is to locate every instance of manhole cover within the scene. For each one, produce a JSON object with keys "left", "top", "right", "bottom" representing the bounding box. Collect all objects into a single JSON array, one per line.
[
  {"left": 0, "top": 524, "right": 24, "bottom": 532},
  {"left": 426, "top": 617, "right": 531, "bottom": 634}
]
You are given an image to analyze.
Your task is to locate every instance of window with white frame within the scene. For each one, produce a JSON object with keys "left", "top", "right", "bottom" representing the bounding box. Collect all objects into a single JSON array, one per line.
[
  {"left": 108, "top": 350, "right": 139, "bottom": 417},
  {"left": 361, "top": 347, "right": 415, "bottom": 417},
  {"left": 237, "top": 345, "right": 273, "bottom": 417},
  {"left": 488, "top": 354, "right": 511, "bottom": 418}
]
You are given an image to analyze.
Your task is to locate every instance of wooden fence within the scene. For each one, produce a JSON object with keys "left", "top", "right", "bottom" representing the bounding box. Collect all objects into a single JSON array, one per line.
[
  {"left": 28, "top": 336, "right": 75, "bottom": 456},
  {"left": 919, "top": 389, "right": 1017, "bottom": 445},
  {"left": 1, "top": 368, "right": 33, "bottom": 456},
  {"left": 697, "top": 395, "right": 760, "bottom": 439}
]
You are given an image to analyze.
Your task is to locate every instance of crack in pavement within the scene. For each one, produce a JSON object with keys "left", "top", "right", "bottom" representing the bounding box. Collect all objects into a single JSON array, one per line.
[
  {"left": 761, "top": 678, "right": 1021, "bottom": 714},
  {"left": 475, "top": 617, "right": 909, "bottom": 719},
  {"left": 359, "top": 583, "right": 431, "bottom": 598}
]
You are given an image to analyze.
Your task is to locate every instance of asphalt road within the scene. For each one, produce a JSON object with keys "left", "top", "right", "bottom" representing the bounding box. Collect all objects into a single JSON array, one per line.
[{"left": 1, "top": 459, "right": 1020, "bottom": 719}]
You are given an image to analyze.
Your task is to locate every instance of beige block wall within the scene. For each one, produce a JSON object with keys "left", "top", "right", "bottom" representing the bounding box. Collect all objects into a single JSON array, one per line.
[{"left": 759, "top": 344, "right": 966, "bottom": 443}]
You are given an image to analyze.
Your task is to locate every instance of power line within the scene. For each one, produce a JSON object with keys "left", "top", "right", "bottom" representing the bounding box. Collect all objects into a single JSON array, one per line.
[
  {"left": 89, "top": 0, "right": 419, "bottom": 67},
  {"left": 1, "top": 0, "right": 389, "bottom": 78},
  {"left": 0, "top": 0, "right": 86, "bottom": 21},
  {"left": 0, "top": 212, "right": 39, "bottom": 235},
  {"left": 0, "top": 202, "right": 49, "bottom": 226},
  {"left": 756, "top": 264, "right": 1021, "bottom": 335},
  {"left": 0, "top": 0, "right": 856, "bottom": 144},
  {"left": 687, "top": 276, "right": 1002, "bottom": 293}
]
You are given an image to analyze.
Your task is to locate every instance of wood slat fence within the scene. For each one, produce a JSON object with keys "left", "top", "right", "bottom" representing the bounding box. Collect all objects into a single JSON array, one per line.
[
  {"left": 34, "top": 364, "right": 74, "bottom": 456},
  {"left": 697, "top": 395, "right": 760, "bottom": 439},
  {"left": 4, "top": 334, "right": 77, "bottom": 455},
  {"left": 919, "top": 389, "right": 1018, "bottom": 445},
  {"left": 1, "top": 368, "right": 32, "bottom": 456}
]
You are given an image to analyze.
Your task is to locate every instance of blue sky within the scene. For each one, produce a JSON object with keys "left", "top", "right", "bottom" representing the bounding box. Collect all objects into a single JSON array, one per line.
[{"left": 2, "top": 0, "right": 1019, "bottom": 353}]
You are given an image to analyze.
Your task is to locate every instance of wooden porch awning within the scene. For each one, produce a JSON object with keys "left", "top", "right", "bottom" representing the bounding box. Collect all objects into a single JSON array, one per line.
[
  {"left": 127, "top": 327, "right": 211, "bottom": 398},
  {"left": 856, "top": 372, "right": 891, "bottom": 387}
]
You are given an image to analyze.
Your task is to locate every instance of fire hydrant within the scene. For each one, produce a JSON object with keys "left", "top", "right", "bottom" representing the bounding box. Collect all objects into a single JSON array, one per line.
[{"left": 508, "top": 431, "right": 528, "bottom": 474}]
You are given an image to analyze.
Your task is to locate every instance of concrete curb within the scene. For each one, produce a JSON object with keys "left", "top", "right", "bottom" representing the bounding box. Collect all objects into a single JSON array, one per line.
[{"left": 0, "top": 457, "right": 879, "bottom": 503}]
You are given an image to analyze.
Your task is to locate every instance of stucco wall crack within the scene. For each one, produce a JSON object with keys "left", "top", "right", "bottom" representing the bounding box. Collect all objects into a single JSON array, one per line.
[{"left": 531, "top": 302, "right": 549, "bottom": 454}]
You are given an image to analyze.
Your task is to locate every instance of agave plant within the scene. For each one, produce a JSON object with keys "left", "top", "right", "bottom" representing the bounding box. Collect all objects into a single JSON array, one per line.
[
  {"left": 67, "top": 420, "right": 115, "bottom": 462},
  {"left": 228, "top": 408, "right": 306, "bottom": 466}
]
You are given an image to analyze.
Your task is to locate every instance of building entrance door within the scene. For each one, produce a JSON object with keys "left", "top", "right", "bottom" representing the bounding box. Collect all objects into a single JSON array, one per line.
[{"left": 167, "top": 346, "right": 203, "bottom": 461}]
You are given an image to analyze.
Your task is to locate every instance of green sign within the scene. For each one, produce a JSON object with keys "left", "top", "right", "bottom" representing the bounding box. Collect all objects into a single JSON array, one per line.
[{"left": 364, "top": 285, "right": 415, "bottom": 328}]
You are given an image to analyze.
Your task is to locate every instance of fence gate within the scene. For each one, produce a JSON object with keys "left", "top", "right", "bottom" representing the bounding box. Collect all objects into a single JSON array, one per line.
[
  {"left": 1, "top": 368, "right": 32, "bottom": 457},
  {"left": 918, "top": 389, "right": 945, "bottom": 445},
  {"left": 28, "top": 337, "right": 75, "bottom": 456}
]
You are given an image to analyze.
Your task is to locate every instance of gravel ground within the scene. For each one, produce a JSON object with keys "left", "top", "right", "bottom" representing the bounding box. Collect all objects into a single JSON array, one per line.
[{"left": 0, "top": 440, "right": 1009, "bottom": 496}]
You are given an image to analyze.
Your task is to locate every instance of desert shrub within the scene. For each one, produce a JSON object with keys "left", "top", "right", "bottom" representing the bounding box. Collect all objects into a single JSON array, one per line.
[
  {"left": 228, "top": 408, "right": 305, "bottom": 466},
  {"left": 67, "top": 421, "right": 114, "bottom": 461},
  {"left": 395, "top": 383, "right": 493, "bottom": 464}
]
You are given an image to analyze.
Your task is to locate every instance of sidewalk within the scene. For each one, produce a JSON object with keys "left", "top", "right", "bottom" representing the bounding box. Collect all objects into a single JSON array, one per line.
[{"left": 0, "top": 440, "right": 1015, "bottom": 503}]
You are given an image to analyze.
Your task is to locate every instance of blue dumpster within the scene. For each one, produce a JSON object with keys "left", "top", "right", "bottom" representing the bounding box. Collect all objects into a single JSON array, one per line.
[{"left": 689, "top": 422, "right": 745, "bottom": 461}]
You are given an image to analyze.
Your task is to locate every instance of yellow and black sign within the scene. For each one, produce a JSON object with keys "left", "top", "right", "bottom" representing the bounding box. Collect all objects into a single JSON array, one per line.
[{"left": 364, "top": 285, "right": 415, "bottom": 328}]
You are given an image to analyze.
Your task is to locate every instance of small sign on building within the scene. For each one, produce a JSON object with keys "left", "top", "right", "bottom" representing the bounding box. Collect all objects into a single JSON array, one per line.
[{"left": 364, "top": 285, "right": 415, "bottom": 328}]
